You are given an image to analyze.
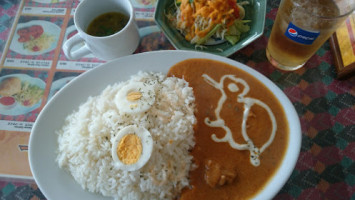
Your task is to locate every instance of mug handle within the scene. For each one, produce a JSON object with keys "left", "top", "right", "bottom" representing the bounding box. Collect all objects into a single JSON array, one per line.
[{"left": 63, "top": 34, "right": 91, "bottom": 60}]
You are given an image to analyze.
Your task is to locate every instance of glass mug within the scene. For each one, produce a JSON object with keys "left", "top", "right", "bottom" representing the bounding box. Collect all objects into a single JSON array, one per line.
[{"left": 266, "top": 0, "right": 355, "bottom": 71}]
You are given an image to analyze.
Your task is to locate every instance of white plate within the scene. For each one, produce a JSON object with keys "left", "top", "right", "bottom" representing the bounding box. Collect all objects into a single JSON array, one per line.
[
  {"left": 48, "top": 76, "right": 76, "bottom": 100},
  {"left": 10, "top": 20, "right": 60, "bottom": 56},
  {"left": 0, "top": 74, "right": 45, "bottom": 116},
  {"left": 29, "top": 50, "right": 301, "bottom": 200}
]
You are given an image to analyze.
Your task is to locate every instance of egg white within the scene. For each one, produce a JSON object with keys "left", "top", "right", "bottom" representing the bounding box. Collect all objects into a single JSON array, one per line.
[
  {"left": 114, "top": 82, "right": 155, "bottom": 114},
  {"left": 111, "top": 125, "right": 153, "bottom": 171}
]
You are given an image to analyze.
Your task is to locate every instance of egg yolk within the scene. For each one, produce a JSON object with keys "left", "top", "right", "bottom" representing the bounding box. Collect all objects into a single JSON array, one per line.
[
  {"left": 127, "top": 91, "right": 142, "bottom": 110},
  {"left": 126, "top": 91, "right": 142, "bottom": 101},
  {"left": 117, "top": 134, "right": 142, "bottom": 165}
]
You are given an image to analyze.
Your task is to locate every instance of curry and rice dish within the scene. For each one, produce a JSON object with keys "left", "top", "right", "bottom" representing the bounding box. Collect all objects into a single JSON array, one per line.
[{"left": 56, "top": 59, "right": 289, "bottom": 199}]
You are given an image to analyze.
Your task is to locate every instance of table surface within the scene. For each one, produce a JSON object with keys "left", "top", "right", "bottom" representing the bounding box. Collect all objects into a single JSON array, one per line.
[{"left": 0, "top": 0, "right": 354, "bottom": 199}]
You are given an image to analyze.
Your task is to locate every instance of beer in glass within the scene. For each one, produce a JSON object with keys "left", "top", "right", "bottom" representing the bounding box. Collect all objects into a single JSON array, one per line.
[{"left": 266, "top": 0, "right": 354, "bottom": 71}]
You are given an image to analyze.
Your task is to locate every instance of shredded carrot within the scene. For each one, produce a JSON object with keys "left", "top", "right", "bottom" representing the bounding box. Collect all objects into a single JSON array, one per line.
[{"left": 177, "top": 0, "right": 239, "bottom": 40}]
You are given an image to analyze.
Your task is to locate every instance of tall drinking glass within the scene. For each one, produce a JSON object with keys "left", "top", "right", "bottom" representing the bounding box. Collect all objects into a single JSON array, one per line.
[{"left": 266, "top": 0, "right": 355, "bottom": 71}]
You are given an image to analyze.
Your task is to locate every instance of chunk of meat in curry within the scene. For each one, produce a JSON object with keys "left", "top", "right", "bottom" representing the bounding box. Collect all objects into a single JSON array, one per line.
[{"left": 204, "top": 159, "right": 237, "bottom": 188}]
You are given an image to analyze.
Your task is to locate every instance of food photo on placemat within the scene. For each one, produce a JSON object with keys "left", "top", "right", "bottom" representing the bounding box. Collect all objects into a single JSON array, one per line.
[
  {"left": 0, "top": 73, "right": 45, "bottom": 116},
  {"left": 7, "top": 16, "right": 62, "bottom": 60}
]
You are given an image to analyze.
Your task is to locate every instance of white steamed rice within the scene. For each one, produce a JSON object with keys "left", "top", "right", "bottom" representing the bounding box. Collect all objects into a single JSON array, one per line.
[{"left": 56, "top": 71, "right": 196, "bottom": 200}]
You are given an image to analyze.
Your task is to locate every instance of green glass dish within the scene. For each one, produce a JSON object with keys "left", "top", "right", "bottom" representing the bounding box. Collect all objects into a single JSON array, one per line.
[{"left": 154, "top": 0, "right": 266, "bottom": 57}]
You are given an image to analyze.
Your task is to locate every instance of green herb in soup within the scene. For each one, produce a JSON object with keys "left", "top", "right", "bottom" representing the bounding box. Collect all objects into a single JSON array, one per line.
[{"left": 86, "top": 12, "right": 129, "bottom": 37}]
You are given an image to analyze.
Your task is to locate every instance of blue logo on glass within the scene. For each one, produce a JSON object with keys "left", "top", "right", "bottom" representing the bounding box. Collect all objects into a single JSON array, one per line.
[{"left": 285, "top": 22, "right": 320, "bottom": 45}]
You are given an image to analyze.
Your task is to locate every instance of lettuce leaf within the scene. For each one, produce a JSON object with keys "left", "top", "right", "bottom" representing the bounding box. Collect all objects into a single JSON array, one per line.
[{"left": 225, "top": 19, "right": 251, "bottom": 45}]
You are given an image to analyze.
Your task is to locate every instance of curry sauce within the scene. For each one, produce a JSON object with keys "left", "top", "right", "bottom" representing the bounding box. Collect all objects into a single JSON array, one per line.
[{"left": 167, "top": 58, "right": 289, "bottom": 200}]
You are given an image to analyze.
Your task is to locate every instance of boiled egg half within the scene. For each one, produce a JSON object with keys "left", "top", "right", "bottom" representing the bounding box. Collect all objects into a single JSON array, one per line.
[
  {"left": 115, "top": 82, "right": 155, "bottom": 114},
  {"left": 111, "top": 125, "right": 153, "bottom": 171}
]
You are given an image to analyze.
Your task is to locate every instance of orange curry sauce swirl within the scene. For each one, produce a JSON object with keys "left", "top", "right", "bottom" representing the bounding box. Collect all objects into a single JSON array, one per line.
[{"left": 167, "top": 58, "right": 289, "bottom": 200}]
